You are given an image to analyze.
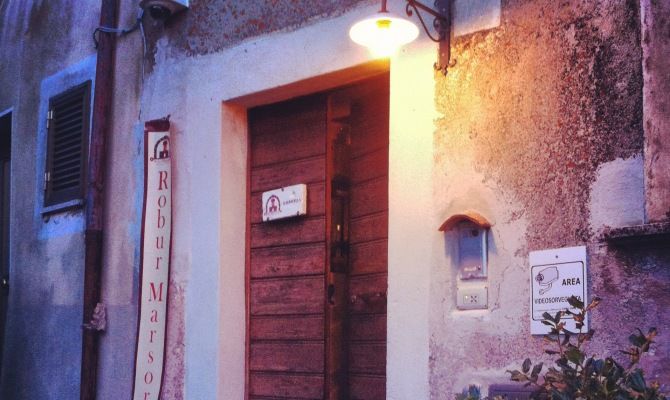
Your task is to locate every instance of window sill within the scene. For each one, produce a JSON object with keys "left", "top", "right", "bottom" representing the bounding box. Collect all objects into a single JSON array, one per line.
[
  {"left": 600, "top": 221, "right": 670, "bottom": 247},
  {"left": 41, "top": 199, "right": 85, "bottom": 216}
]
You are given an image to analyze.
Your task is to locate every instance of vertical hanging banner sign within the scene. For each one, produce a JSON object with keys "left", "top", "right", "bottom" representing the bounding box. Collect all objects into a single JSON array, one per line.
[{"left": 133, "top": 119, "right": 172, "bottom": 400}]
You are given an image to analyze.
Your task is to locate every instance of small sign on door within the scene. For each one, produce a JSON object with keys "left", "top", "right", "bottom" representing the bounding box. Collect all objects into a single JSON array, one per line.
[
  {"left": 262, "top": 184, "right": 307, "bottom": 221},
  {"left": 530, "top": 246, "right": 588, "bottom": 335}
]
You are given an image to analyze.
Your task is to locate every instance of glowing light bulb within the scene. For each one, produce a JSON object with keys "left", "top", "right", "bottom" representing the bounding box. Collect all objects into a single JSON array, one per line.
[{"left": 349, "top": 12, "right": 419, "bottom": 58}]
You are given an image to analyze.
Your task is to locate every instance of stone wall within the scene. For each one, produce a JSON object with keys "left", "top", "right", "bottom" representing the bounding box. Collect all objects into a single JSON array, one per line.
[{"left": 429, "top": 0, "right": 669, "bottom": 397}]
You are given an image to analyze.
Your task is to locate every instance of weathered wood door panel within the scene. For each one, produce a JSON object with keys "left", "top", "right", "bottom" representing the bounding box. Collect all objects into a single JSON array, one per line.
[
  {"left": 247, "top": 75, "right": 389, "bottom": 400},
  {"left": 344, "top": 80, "right": 389, "bottom": 400},
  {"left": 249, "top": 95, "right": 328, "bottom": 400}
]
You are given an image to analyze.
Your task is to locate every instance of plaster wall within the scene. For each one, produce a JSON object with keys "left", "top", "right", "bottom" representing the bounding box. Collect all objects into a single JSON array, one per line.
[
  {"left": 139, "top": 1, "right": 499, "bottom": 399},
  {"left": 142, "top": 2, "right": 434, "bottom": 399},
  {"left": 104, "top": 0, "right": 670, "bottom": 398},
  {"left": 429, "top": 0, "right": 670, "bottom": 398},
  {"left": 0, "top": 1, "right": 101, "bottom": 398},
  {"left": 136, "top": 0, "right": 455, "bottom": 397},
  {"left": 0, "top": 0, "right": 177, "bottom": 398}
]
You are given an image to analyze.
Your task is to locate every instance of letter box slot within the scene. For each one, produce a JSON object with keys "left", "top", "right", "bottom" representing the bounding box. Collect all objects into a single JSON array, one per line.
[{"left": 440, "top": 211, "right": 492, "bottom": 310}]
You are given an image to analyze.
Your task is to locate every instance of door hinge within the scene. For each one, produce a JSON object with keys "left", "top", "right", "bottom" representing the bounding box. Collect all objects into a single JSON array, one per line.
[
  {"left": 43, "top": 171, "right": 50, "bottom": 191},
  {"left": 46, "top": 109, "right": 54, "bottom": 128}
]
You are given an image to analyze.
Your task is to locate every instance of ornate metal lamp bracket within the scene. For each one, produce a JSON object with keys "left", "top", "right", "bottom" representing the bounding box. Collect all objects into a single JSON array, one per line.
[{"left": 405, "top": 0, "right": 452, "bottom": 75}]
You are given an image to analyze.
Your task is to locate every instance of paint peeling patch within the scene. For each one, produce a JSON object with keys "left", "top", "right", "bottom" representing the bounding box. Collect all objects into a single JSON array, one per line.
[
  {"left": 453, "top": 0, "right": 501, "bottom": 37},
  {"left": 589, "top": 155, "right": 644, "bottom": 231}
]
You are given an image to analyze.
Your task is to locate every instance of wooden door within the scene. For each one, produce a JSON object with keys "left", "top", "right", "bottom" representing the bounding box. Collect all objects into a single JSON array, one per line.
[
  {"left": 247, "top": 75, "right": 388, "bottom": 400},
  {"left": 341, "top": 79, "right": 389, "bottom": 400},
  {"left": 248, "top": 94, "right": 328, "bottom": 399}
]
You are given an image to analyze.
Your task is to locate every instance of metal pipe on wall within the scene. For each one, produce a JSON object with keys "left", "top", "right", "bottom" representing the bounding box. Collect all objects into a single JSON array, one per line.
[{"left": 80, "top": 0, "right": 118, "bottom": 398}]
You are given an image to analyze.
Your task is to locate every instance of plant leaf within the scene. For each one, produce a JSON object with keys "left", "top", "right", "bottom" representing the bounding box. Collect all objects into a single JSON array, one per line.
[
  {"left": 628, "top": 369, "right": 646, "bottom": 392},
  {"left": 629, "top": 332, "right": 646, "bottom": 347},
  {"left": 592, "top": 358, "right": 604, "bottom": 373},
  {"left": 585, "top": 297, "right": 601, "bottom": 311},
  {"left": 646, "top": 327, "right": 657, "bottom": 340},
  {"left": 508, "top": 370, "right": 529, "bottom": 382},
  {"left": 567, "top": 295, "right": 584, "bottom": 309},
  {"left": 531, "top": 362, "right": 544, "bottom": 378},
  {"left": 561, "top": 331, "right": 571, "bottom": 346},
  {"left": 553, "top": 311, "right": 562, "bottom": 324},
  {"left": 565, "top": 345, "right": 584, "bottom": 365},
  {"left": 522, "top": 358, "right": 532, "bottom": 373}
]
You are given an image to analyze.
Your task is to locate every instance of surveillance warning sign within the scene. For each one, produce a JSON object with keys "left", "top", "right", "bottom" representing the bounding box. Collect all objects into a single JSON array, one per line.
[{"left": 530, "top": 246, "right": 588, "bottom": 335}]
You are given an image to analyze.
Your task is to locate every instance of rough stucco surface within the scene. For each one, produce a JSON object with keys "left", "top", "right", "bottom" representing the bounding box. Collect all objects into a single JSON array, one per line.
[
  {"left": 145, "top": 0, "right": 368, "bottom": 63},
  {"left": 641, "top": 0, "right": 670, "bottom": 222},
  {"left": 430, "top": 0, "right": 669, "bottom": 398}
]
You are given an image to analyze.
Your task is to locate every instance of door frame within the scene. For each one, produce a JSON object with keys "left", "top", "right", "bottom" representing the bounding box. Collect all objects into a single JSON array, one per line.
[
  {"left": 218, "top": 62, "right": 390, "bottom": 400},
  {"left": 215, "top": 54, "right": 436, "bottom": 400}
]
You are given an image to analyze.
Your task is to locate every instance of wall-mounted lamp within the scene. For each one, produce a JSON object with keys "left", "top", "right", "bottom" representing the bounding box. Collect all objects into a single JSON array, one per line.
[{"left": 349, "top": 0, "right": 451, "bottom": 75}]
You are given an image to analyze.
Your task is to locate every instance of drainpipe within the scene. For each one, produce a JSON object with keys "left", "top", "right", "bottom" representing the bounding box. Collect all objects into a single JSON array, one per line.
[{"left": 80, "top": 0, "right": 118, "bottom": 399}]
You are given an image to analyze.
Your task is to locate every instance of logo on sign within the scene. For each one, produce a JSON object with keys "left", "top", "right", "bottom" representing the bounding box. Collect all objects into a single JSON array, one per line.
[
  {"left": 265, "top": 195, "right": 281, "bottom": 216},
  {"left": 535, "top": 266, "right": 559, "bottom": 295},
  {"left": 150, "top": 136, "right": 170, "bottom": 161}
]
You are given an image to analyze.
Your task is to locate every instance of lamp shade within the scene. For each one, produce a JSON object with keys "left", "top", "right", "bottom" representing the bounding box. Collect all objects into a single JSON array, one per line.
[{"left": 349, "top": 11, "right": 419, "bottom": 57}]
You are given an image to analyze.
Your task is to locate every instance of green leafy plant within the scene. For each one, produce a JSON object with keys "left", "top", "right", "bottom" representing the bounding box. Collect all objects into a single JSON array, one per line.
[{"left": 507, "top": 296, "right": 666, "bottom": 400}]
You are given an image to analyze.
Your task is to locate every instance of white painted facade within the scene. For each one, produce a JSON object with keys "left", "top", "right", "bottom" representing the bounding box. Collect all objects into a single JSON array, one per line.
[{"left": 139, "top": 2, "right": 446, "bottom": 397}]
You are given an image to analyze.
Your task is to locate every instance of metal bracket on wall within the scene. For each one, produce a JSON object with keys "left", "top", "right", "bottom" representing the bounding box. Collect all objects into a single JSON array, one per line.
[{"left": 405, "top": 0, "right": 452, "bottom": 74}]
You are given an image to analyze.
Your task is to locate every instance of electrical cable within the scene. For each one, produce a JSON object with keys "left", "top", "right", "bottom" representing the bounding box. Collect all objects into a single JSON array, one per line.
[
  {"left": 93, "top": 8, "right": 145, "bottom": 49},
  {"left": 91, "top": 8, "right": 147, "bottom": 120},
  {"left": 138, "top": 11, "right": 147, "bottom": 121}
]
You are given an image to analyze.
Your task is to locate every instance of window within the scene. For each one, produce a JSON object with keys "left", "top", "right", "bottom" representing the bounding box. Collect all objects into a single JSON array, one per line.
[{"left": 44, "top": 81, "right": 91, "bottom": 207}]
